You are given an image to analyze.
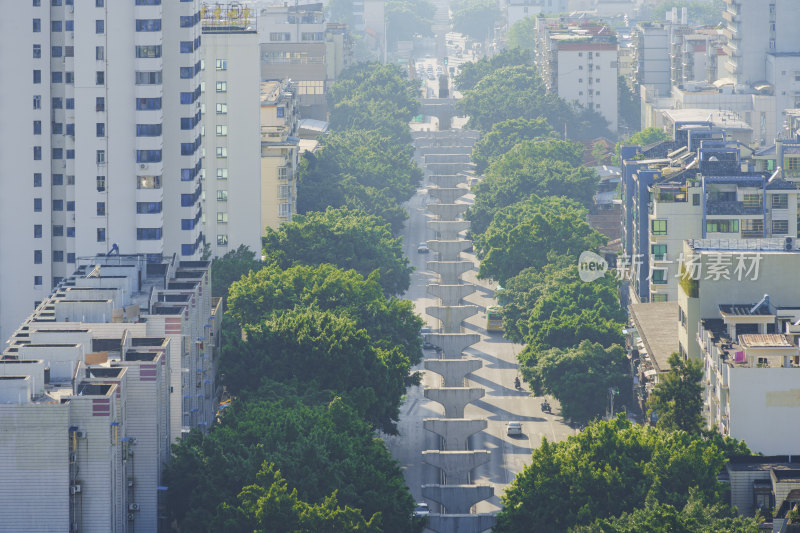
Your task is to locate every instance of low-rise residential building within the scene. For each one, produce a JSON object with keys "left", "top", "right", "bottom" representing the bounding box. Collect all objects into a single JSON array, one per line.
[
  {"left": 0, "top": 254, "right": 222, "bottom": 531},
  {"left": 261, "top": 80, "right": 300, "bottom": 229},
  {"left": 726, "top": 456, "right": 800, "bottom": 525},
  {"left": 534, "top": 16, "right": 619, "bottom": 132}
]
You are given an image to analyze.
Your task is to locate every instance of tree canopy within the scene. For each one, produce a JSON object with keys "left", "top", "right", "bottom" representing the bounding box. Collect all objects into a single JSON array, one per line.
[
  {"left": 507, "top": 16, "right": 537, "bottom": 51},
  {"left": 210, "top": 245, "right": 262, "bottom": 298},
  {"left": 261, "top": 207, "right": 413, "bottom": 295},
  {"left": 450, "top": 0, "right": 501, "bottom": 41},
  {"left": 453, "top": 48, "right": 531, "bottom": 91},
  {"left": 385, "top": 0, "right": 436, "bottom": 46},
  {"left": 166, "top": 397, "right": 418, "bottom": 533},
  {"left": 474, "top": 195, "right": 606, "bottom": 284},
  {"left": 494, "top": 415, "right": 750, "bottom": 532},
  {"left": 647, "top": 352, "right": 705, "bottom": 434},
  {"left": 521, "top": 341, "right": 631, "bottom": 424},
  {"left": 646, "top": 0, "right": 725, "bottom": 26},
  {"left": 614, "top": 127, "right": 671, "bottom": 163},
  {"left": 471, "top": 116, "right": 557, "bottom": 172}
]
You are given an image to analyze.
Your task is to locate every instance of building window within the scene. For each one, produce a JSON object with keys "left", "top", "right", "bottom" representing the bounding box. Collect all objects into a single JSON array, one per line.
[
  {"left": 742, "top": 193, "right": 762, "bottom": 208},
  {"left": 34, "top": 276, "right": 43, "bottom": 287},
  {"left": 66, "top": 124, "right": 74, "bottom": 136},
  {"left": 706, "top": 220, "right": 739, "bottom": 233},
  {"left": 97, "top": 150, "right": 105, "bottom": 164},
  {"left": 33, "top": 95, "right": 42, "bottom": 109},
  {"left": 33, "top": 146, "right": 42, "bottom": 160},
  {"left": 651, "top": 294, "right": 668, "bottom": 302},
  {"left": 97, "top": 228, "right": 106, "bottom": 242},
  {"left": 96, "top": 71, "right": 104, "bottom": 85},
  {"left": 34, "top": 198, "right": 43, "bottom": 213},
  {"left": 53, "top": 251, "right": 63, "bottom": 262},
  {"left": 180, "top": 66, "right": 194, "bottom": 79},
  {"left": 53, "top": 174, "right": 63, "bottom": 185},
  {"left": 217, "top": 190, "right": 228, "bottom": 201},
  {"left": 33, "top": 19, "right": 41, "bottom": 32},
  {"left": 66, "top": 201, "right": 74, "bottom": 212},
  {"left": 742, "top": 219, "right": 764, "bottom": 236},
  {"left": 34, "top": 250, "right": 42, "bottom": 264},
  {"left": 34, "top": 224, "right": 43, "bottom": 237},
  {"left": 136, "top": 228, "right": 162, "bottom": 240},
  {"left": 96, "top": 20, "right": 104, "bottom": 33},
  {"left": 53, "top": 225, "right": 63, "bottom": 236},
  {"left": 67, "top": 253, "right": 75, "bottom": 263},
  {"left": 772, "top": 220, "right": 789, "bottom": 235},
  {"left": 651, "top": 244, "right": 667, "bottom": 260},
  {"left": 136, "top": 202, "right": 162, "bottom": 214},
  {"left": 772, "top": 194, "right": 788, "bottom": 209},
  {"left": 135, "top": 71, "right": 162, "bottom": 85},
  {"left": 279, "top": 203, "right": 290, "bottom": 218},
  {"left": 138, "top": 175, "right": 162, "bottom": 189},
  {"left": 33, "top": 70, "right": 41, "bottom": 84},
  {"left": 51, "top": 21, "right": 62, "bottom": 32},
  {"left": 276, "top": 106, "right": 285, "bottom": 118},
  {"left": 34, "top": 173, "right": 42, "bottom": 187},
  {"left": 692, "top": 193, "right": 700, "bottom": 206},
  {"left": 216, "top": 81, "right": 227, "bottom": 92},
  {"left": 53, "top": 200, "right": 63, "bottom": 211},
  {"left": 217, "top": 168, "right": 228, "bottom": 179},
  {"left": 136, "top": 124, "right": 162, "bottom": 137},
  {"left": 97, "top": 176, "right": 106, "bottom": 191},
  {"left": 66, "top": 98, "right": 74, "bottom": 109},
  {"left": 216, "top": 103, "right": 227, "bottom": 114},
  {"left": 53, "top": 123, "right": 63, "bottom": 134},
  {"left": 65, "top": 20, "right": 73, "bottom": 31},
  {"left": 135, "top": 45, "right": 162, "bottom": 58},
  {"left": 216, "top": 125, "right": 227, "bottom": 136},
  {"left": 135, "top": 19, "right": 161, "bottom": 31},
  {"left": 65, "top": 72, "right": 73, "bottom": 84},
  {"left": 66, "top": 227, "right": 75, "bottom": 237},
  {"left": 217, "top": 234, "right": 228, "bottom": 246},
  {"left": 216, "top": 147, "right": 227, "bottom": 158},
  {"left": 96, "top": 123, "right": 105, "bottom": 137},
  {"left": 136, "top": 97, "right": 162, "bottom": 110},
  {"left": 33, "top": 44, "right": 41, "bottom": 58},
  {"left": 651, "top": 219, "right": 667, "bottom": 235},
  {"left": 96, "top": 97, "right": 105, "bottom": 111},
  {"left": 180, "top": 41, "right": 193, "bottom": 53},
  {"left": 52, "top": 46, "right": 62, "bottom": 57},
  {"left": 217, "top": 212, "right": 228, "bottom": 223},
  {"left": 96, "top": 202, "right": 105, "bottom": 216},
  {"left": 66, "top": 150, "right": 74, "bottom": 160},
  {"left": 96, "top": 46, "right": 104, "bottom": 60},
  {"left": 136, "top": 150, "right": 162, "bottom": 163},
  {"left": 216, "top": 59, "right": 227, "bottom": 70},
  {"left": 651, "top": 269, "right": 667, "bottom": 284}
]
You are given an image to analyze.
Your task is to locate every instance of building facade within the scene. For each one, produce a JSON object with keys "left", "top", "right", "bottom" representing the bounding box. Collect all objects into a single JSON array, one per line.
[{"left": 0, "top": 1, "right": 205, "bottom": 344}]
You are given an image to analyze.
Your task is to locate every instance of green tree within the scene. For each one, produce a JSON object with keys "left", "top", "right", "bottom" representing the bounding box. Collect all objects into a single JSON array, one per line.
[
  {"left": 474, "top": 195, "right": 605, "bottom": 284},
  {"left": 507, "top": 16, "right": 537, "bottom": 51},
  {"left": 453, "top": 48, "right": 530, "bottom": 91},
  {"left": 521, "top": 341, "right": 631, "bottom": 424},
  {"left": 226, "top": 263, "right": 423, "bottom": 371},
  {"left": 230, "top": 462, "right": 382, "bottom": 533},
  {"left": 618, "top": 76, "right": 640, "bottom": 133},
  {"left": 261, "top": 207, "right": 413, "bottom": 295},
  {"left": 166, "top": 397, "right": 418, "bottom": 533},
  {"left": 614, "top": 127, "right": 671, "bottom": 164},
  {"left": 385, "top": 0, "right": 436, "bottom": 46},
  {"left": 327, "top": 0, "right": 357, "bottom": 27},
  {"left": 494, "top": 415, "right": 744, "bottom": 532},
  {"left": 210, "top": 245, "right": 262, "bottom": 298},
  {"left": 450, "top": 0, "right": 501, "bottom": 41},
  {"left": 574, "top": 490, "right": 761, "bottom": 533},
  {"left": 646, "top": 1, "right": 725, "bottom": 26},
  {"left": 471, "top": 117, "right": 558, "bottom": 172},
  {"left": 647, "top": 352, "right": 704, "bottom": 434}
]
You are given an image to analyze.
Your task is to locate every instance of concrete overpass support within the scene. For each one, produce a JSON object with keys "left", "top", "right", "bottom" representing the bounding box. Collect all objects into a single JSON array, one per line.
[
  {"left": 426, "top": 283, "right": 476, "bottom": 306},
  {"left": 421, "top": 484, "right": 494, "bottom": 514},
  {"left": 425, "top": 154, "right": 472, "bottom": 165},
  {"left": 426, "top": 261, "right": 473, "bottom": 285},
  {"left": 428, "top": 186, "right": 469, "bottom": 204},
  {"left": 424, "top": 357, "right": 482, "bottom": 387},
  {"left": 429, "top": 174, "right": 468, "bottom": 188},
  {"left": 423, "top": 387, "right": 484, "bottom": 418},
  {"left": 425, "top": 305, "right": 479, "bottom": 332},
  {"left": 424, "top": 418, "right": 487, "bottom": 451},
  {"left": 423, "top": 333, "right": 481, "bottom": 358},
  {"left": 427, "top": 203, "right": 469, "bottom": 221},
  {"left": 427, "top": 514, "right": 498, "bottom": 533},
  {"left": 427, "top": 220, "right": 470, "bottom": 240},
  {"left": 427, "top": 240, "right": 471, "bottom": 261},
  {"left": 422, "top": 450, "right": 491, "bottom": 485}
]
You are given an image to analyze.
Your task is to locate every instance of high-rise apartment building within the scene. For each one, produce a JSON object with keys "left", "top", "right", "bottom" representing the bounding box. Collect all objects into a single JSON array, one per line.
[
  {"left": 260, "top": 80, "right": 299, "bottom": 229},
  {"left": 201, "top": 11, "right": 263, "bottom": 256},
  {"left": 0, "top": 0, "right": 204, "bottom": 343}
]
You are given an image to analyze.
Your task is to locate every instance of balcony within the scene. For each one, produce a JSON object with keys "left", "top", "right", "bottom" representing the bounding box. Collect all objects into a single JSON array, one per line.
[
  {"left": 261, "top": 125, "right": 289, "bottom": 142},
  {"left": 705, "top": 200, "right": 762, "bottom": 216}
]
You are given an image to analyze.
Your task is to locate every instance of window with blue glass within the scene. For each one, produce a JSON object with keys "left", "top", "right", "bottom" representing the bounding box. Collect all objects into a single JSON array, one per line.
[
  {"left": 51, "top": 20, "right": 62, "bottom": 32},
  {"left": 179, "top": 92, "right": 193, "bottom": 105},
  {"left": 96, "top": 20, "right": 104, "bottom": 33},
  {"left": 181, "top": 168, "right": 194, "bottom": 181},
  {"left": 277, "top": 107, "right": 285, "bottom": 118},
  {"left": 135, "top": 45, "right": 161, "bottom": 58},
  {"left": 66, "top": 201, "right": 74, "bottom": 211},
  {"left": 65, "top": 20, "right": 73, "bottom": 31},
  {"left": 33, "top": 146, "right": 42, "bottom": 160},
  {"left": 51, "top": 46, "right": 62, "bottom": 57},
  {"left": 52, "top": 97, "right": 63, "bottom": 109},
  {"left": 181, "top": 244, "right": 196, "bottom": 255},
  {"left": 136, "top": 202, "right": 162, "bottom": 214},
  {"left": 33, "top": 19, "right": 41, "bottom": 32},
  {"left": 181, "top": 219, "right": 195, "bottom": 230},
  {"left": 136, "top": 124, "right": 162, "bottom": 136},
  {"left": 34, "top": 173, "right": 42, "bottom": 187},
  {"left": 33, "top": 70, "right": 41, "bottom": 84},
  {"left": 180, "top": 41, "right": 193, "bottom": 53},
  {"left": 137, "top": 228, "right": 163, "bottom": 240},
  {"left": 136, "top": 150, "right": 162, "bottom": 163},
  {"left": 52, "top": 71, "right": 63, "bottom": 83},
  {"left": 96, "top": 202, "right": 105, "bottom": 216},
  {"left": 34, "top": 250, "right": 43, "bottom": 264},
  {"left": 97, "top": 228, "right": 106, "bottom": 242},
  {"left": 53, "top": 199, "right": 63, "bottom": 211},
  {"left": 33, "top": 121, "right": 42, "bottom": 135},
  {"left": 180, "top": 67, "right": 194, "bottom": 79},
  {"left": 33, "top": 44, "right": 41, "bottom": 58},
  {"left": 66, "top": 123, "right": 74, "bottom": 136},
  {"left": 53, "top": 225, "right": 63, "bottom": 236},
  {"left": 53, "top": 251, "right": 64, "bottom": 262},
  {"left": 65, "top": 72, "right": 73, "bottom": 84},
  {"left": 52, "top": 123, "right": 62, "bottom": 134},
  {"left": 66, "top": 98, "right": 74, "bottom": 109},
  {"left": 136, "top": 0, "right": 161, "bottom": 4},
  {"left": 67, "top": 227, "right": 75, "bottom": 237},
  {"left": 34, "top": 224, "right": 43, "bottom": 237},
  {"left": 66, "top": 150, "right": 74, "bottom": 159},
  {"left": 34, "top": 276, "right": 43, "bottom": 286},
  {"left": 135, "top": 19, "right": 161, "bottom": 31},
  {"left": 96, "top": 123, "right": 105, "bottom": 137},
  {"left": 52, "top": 148, "right": 63, "bottom": 159},
  {"left": 67, "top": 253, "right": 75, "bottom": 263},
  {"left": 53, "top": 174, "right": 63, "bottom": 185},
  {"left": 34, "top": 198, "right": 42, "bottom": 212},
  {"left": 136, "top": 97, "right": 162, "bottom": 110}
]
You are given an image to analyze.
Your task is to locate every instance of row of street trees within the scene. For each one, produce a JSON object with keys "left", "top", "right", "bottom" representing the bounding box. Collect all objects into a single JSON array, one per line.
[
  {"left": 457, "top": 51, "right": 757, "bottom": 531},
  {"left": 165, "top": 63, "right": 427, "bottom": 532}
]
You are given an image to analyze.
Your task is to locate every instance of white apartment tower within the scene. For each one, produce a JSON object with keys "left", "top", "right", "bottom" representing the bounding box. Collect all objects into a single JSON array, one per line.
[
  {"left": 201, "top": 14, "right": 263, "bottom": 256},
  {"left": 0, "top": 0, "right": 204, "bottom": 344}
]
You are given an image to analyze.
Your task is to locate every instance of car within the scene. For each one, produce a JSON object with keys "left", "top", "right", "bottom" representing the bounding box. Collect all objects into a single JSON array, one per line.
[
  {"left": 427, "top": 73, "right": 436, "bottom": 81},
  {"left": 507, "top": 421, "right": 523, "bottom": 436},
  {"left": 412, "top": 502, "right": 430, "bottom": 517},
  {"left": 420, "top": 326, "right": 432, "bottom": 335},
  {"left": 417, "top": 242, "right": 430, "bottom": 253}
]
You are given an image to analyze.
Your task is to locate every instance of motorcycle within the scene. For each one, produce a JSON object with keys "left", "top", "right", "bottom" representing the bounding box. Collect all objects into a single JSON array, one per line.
[
  {"left": 540, "top": 400, "right": 551, "bottom": 414},
  {"left": 514, "top": 377, "right": 521, "bottom": 390}
]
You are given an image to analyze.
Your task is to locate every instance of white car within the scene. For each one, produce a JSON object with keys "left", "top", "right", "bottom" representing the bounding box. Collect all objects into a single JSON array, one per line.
[
  {"left": 417, "top": 242, "right": 430, "bottom": 254},
  {"left": 412, "top": 502, "right": 430, "bottom": 517},
  {"left": 507, "top": 421, "right": 522, "bottom": 436}
]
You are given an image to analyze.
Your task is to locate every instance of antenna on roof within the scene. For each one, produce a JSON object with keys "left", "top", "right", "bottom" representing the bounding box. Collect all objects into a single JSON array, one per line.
[{"left": 768, "top": 166, "right": 782, "bottom": 183}]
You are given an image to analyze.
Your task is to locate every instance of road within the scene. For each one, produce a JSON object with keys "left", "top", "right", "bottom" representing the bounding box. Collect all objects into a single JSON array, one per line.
[{"left": 383, "top": 171, "right": 577, "bottom": 522}]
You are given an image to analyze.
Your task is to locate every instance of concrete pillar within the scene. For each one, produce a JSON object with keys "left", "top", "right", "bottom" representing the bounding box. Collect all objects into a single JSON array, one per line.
[
  {"left": 425, "top": 305, "right": 479, "bottom": 333},
  {"left": 423, "top": 333, "right": 481, "bottom": 358},
  {"left": 426, "top": 283, "right": 476, "bottom": 306},
  {"left": 421, "top": 484, "right": 494, "bottom": 514},
  {"left": 424, "top": 357, "right": 482, "bottom": 387},
  {"left": 427, "top": 240, "right": 472, "bottom": 261},
  {"left": 427, "top": 514, "right": 498, "bottom": 533},
  {"left": 427, "top": 203, "right": 469, "bottom": 221},
  {"left": 426, "top": 261, "right": 473, "bottom": 285},
  {"left": 422, "top": 450, "right": 491, "bottom": 485},
  {"left": 428, "top": 186, "right": 469, "bottom": 204},
  {"left": 429, "top": 174, "right": 469, "bottom": 188},
  {"left": 423, "top": 387, "right": 484, "bottom": 418},
  {"left": 424, "top": 418, "right": 487, "bottom": 451},
  {"left": 427, "top": 220, "right": 470, "bottom": 240}
]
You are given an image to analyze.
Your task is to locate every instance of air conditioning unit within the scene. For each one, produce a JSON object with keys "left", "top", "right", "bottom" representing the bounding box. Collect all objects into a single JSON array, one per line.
[
  {"left": 127, "top": 514, "right": 135, "bottom": 521},
  {"left": 70, "top": 485, "right": 81, "bottom": 495},
  {"left": 786, "top": 237, "right": 794, "bottom": 250},
  {"left": 140, "top": 164, "right": 147, "bottom": 169},
  {"left": 129, "top": 503, "right": 140, "bottom": 512},
  {"left": 75, "top": 430, "right": 86, "bottom": 439},
  {"left": 127, "top": 480, "right": 134, "bottom": 488}
]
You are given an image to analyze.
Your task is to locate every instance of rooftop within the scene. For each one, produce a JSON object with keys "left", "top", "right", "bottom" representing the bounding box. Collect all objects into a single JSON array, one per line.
[
  {"left": 739, "top": 334, "right": 794, "bottom": 348},
  {"left": 628, "top": 302, "right": 679, "bottom": 373}
]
